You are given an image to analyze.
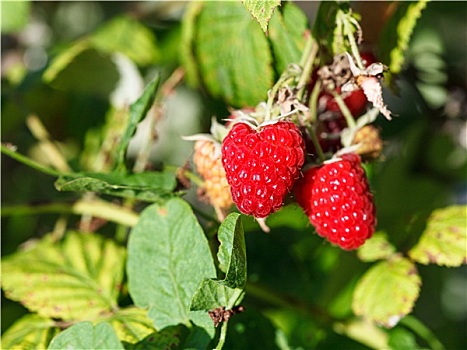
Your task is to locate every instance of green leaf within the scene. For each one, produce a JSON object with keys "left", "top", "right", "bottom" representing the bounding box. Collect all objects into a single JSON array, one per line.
[
  {"left": 312, "top": 2, "right": 341, "bottom": 60},
  {"left": 1, "top": 1, "right": 31, "bottom": 33},
  {"left": 1, "top": 314, "right": 59, "bottom": 350},
  {"left": 352, "top": 256, "right": 421, "bottom": 328},
  {"left": 195, "top": 1, "right": 274, "bottom": 106},
  {"left": 388, "top": 326, "right": 427, "bottom": 350},
  {"left": 1, "top": 231, "right": 125, "bottom": 320},
  {"left": 44, "top": 16, "right": 158, "bottom": 84},
  {"left": 48, "top": 322, "right": 124, "bottom": 350},
  {"left": 378, "top": 1, "right": 429, "bottom": 77},
  {"left": 190, "top": 278, "right": 242, "bottom": 311},
  {"left": 55, "top": 170, "right": 177, "bottom": 202},
  {"left": 106, "top": 307, "right": 155, "bottom": 345},
  {"left": 242, "top": 0, "right": 281, "bottom": 33},
  {"left": 115, "top": 74, "right": 160, "bottom": 171},
  {"left": 43, "top": 46, "right": 119, "bottom": 96},
  {"left": 334, "top": 319, "right": 390, "bottom": 350},
  {"left": 180, "top": 2, "right": 204, "bottom": 87},
  {"left": 90, "top": 16, "right": 159, "bottom": 66},
  {"left": 408, "top": 205, "right": 467, "bottom": 267},
  {"left": 127, "top": 198, "right": 216, "bottom": 330},
  {"left": 268, "top": 2, "right": 308, "bottom": 72},
  {"left": 190, "top": 213, "right": 246, "bottom": 312},
  {"left": 217, "top": 213, "right": 247, "bottom": 288},
  {"left": 357, "top": 231, "right": 397, "bottom": 262}
]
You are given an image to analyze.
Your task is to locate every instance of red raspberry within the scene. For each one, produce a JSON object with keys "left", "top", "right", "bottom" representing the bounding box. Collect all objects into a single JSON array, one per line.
[
  {"left": 294, "top": 153, "right": 375, "bottom": 250},
  {"left": 221, "top": 121, "right": 305, "bottom": 218}
]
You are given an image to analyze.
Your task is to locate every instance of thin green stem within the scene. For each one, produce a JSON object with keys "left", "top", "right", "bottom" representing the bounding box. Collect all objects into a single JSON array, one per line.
[
  {"left": 215, "top": 321, "right": 228, "bottom": 350},
  {"left": 399, "top": 316, "right": 445, "bottom": 350},
  {"left": 1, "top": 143, "right": 70, "bottom": 177},
  {"left": 331, "top": 91, "right": 356, "bottom": 129},
  {"left": 306, "top": 124, "right": 326, "bottom": 163},
  {"left": 2, "top": 199, "right": 140, "bottom": 227},
  {"left": 297, "top": 39, "right": 319, "bottom": 101},
  {"left": 308, "top": 80, "right": 322, "bottom": 124}
]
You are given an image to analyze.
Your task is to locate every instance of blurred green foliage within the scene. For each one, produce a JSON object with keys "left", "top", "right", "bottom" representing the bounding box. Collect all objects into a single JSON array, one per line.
[{"left": 1, "top": 1, "right": 466, "bottom": 349}]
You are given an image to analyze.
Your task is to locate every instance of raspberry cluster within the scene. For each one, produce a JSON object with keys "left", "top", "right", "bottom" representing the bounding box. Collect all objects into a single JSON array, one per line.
[{"left": 187, "top": 50, "right": 390, "bottom": 250}]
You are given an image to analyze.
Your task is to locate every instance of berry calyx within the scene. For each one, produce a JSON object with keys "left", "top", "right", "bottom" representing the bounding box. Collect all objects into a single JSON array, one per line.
[
  {"left": 221, "top": 121, "right": 305, "bottom": 218},
  {"left": 294, "top": 153, "right": 375, "bottom": 250}
]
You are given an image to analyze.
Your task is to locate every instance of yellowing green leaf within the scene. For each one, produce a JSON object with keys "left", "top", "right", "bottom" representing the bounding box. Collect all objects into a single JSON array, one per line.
[
  {"left": 106, "top": 307, "right": 155, "bottom": 345},
  {"left": 1, "top": 314, "right": 59, "bottom": 350},
  {"left": 352, "top": 256, "right": 421, "bottom": 328},
  {"left": 242, "top": 0, "right": 281, "bottom": 33},
  {"left": 409, "top": 205, "right": 467, "bottom": 267},
  {"left": 1, "top": 231, "right": 125, "bottom": 320},
  {"left": 48, "top": 322, "right": 124, "bottom": 350},
  {"left": 357, "top": 231, "right": 396, "bottom": 262}
]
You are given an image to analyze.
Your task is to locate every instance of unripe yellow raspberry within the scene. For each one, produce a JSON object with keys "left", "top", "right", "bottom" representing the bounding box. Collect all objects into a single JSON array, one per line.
[
  {"left": 352, "top": 125, "right": 383, "bottom": 161},
  {"left": 193, "top": 140, "right": 233, "bottom": 218}
]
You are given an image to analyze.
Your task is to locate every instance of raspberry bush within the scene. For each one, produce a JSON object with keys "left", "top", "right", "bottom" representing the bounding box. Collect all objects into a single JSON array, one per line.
[{"left": 2, "top": 1, "right": 466, "bottom": 349}]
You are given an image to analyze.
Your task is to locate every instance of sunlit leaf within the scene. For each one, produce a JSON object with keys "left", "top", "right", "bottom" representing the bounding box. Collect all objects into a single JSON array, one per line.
[
  {"left": 334, "top": 319, "right": 390, "bottom": 350},
  {"left": 242, "top": 0, "right": 281, "bottom": 33},
  {"left": 48, "top": 322, "right": 124, "bottom": 350},
  {"left": 1, "top": 1, "right": 31, "bottom": 33},
  {"left": 55, "top": 170, "right": 177, "bottom": 202},
  {"left": 378, "top": 0, "right": 429, "bottom": 81},
  {"left": 107, "top": 307, "right": 155, "bottom": 345},
  {"left": 357, "top": 231, "right": 396, "bottom": 262},
  {"left": 1, "top": 231, "right": 125, "bottom": 320},
  {"left": 90, "top": 16, "right": 159, "bottom": 65},
  {"left": 409, "top": 205, "right": 467, "bottom": 267},
  {"left": 127, "top": 198, "right": 216, "bottom": 332},
  {"left": 1, "top": 314, "right": 59, "bottom": 350},
  {"left": 195, "top": 1, "right": 274, "bottom": 106},
  {"left": 352, "top": 256, "right": 421, "bottom": 328}
]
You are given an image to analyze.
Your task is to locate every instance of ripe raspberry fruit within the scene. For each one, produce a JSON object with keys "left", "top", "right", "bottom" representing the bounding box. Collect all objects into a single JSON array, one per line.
[
  {"left": 222, "top": 121, "right": 305, "bottom": 218},
  {"left": 294, "top": 153, "right": 375, "bottom": 250},
  {"left": 193, "top": 140, "right": 233, "bottom": 217}
]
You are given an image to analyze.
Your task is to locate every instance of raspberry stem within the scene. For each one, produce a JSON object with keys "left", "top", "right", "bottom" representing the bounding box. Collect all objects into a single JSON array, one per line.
[
  {"left": 297, "top": 35, "right": 318, "bottom": 101},
  {"left": 331, "top": 91, "right": 357, "bottom": 129},
  {"left": 305, "top": 124, "right": 326, "bottom": 162},
  {"left": 308, "top": 80, "right": 321, "bottom": 124}
]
